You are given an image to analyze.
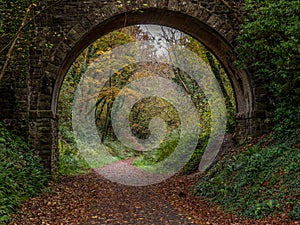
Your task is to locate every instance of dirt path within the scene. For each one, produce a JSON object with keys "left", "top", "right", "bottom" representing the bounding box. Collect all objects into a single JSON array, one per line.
[{"left": 11, "top": 159, "right": 296, "bottom": 225}]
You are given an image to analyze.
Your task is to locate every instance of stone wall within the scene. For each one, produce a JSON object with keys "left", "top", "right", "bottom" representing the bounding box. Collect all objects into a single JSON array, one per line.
[{"left": 0, "top": 0, "right": 272, "bottom": 174}]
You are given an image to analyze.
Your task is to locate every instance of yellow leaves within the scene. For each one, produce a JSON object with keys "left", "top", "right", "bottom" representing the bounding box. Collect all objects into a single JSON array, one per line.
[
  {"left": 120, "top": 87, "right": 143, "bottom": 99},
  {"left": 96, "top": 50, "right": 105, "bottom": 55},
  {"left": 98, "top": 86, "right": 143, "bottom": 102},
  {"left": 105, "top": 50, "right": 112, "bottom": 55},
  {"left": 115, "top": 71, "right": 122, "bottom": 76}
]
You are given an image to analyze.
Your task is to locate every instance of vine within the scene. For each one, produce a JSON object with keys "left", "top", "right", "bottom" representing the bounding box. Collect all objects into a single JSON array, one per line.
[{"left": 0, "top": 0, "right": 63, "bottom": 81}]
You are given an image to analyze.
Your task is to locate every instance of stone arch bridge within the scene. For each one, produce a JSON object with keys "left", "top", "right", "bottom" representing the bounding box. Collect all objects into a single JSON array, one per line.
[{"left": 0, "top": 0, "right": 272, "bottom": 174}]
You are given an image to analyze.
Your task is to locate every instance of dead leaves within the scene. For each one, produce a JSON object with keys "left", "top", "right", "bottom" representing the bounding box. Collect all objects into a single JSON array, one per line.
[{"left": 11, "top": 166, "right": 296, "bottom": 225}]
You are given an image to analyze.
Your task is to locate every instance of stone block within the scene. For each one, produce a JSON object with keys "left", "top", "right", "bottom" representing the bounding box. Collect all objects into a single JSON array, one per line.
[
  {"left": 37, "top": 101, "right": 52, "bottom": 110},
  {"left": 29, "top": 110, "right": 55, "bottom": 119},
  {"left": 207, "top": 14, "right": 219, "bottom": 28},
  {"left": 156, "top": 0, "right": 169, "bottom": 9},
  {"left": 148, "top": 0, "right": 157, "bottom": 8},
  {"left": 168, "top": 0, "right": 180, "bottom": 11},
  {"left": 80, "top": 17, "right": 93, "bottom": 31},
  {"left": 198, "top": 8, "right": 211, "bottom": 22},
  {"left": 183, "top": 2, "right": 199, "bottom": 17}
]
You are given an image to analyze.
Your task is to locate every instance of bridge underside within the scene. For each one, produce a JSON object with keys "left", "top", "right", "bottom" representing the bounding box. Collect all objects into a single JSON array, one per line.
[{"left": 0, "top": 0, "right": 272, "bottom": 174}]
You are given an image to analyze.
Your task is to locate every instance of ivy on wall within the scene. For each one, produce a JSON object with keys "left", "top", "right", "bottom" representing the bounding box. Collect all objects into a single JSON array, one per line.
[{"left": 235, "top": 0, "right": 300, "bottom": 142}]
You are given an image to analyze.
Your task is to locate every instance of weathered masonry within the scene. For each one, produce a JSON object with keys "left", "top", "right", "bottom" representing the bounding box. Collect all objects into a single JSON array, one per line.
[{"left": 0, "top": 0, "right": 272, "bottom": 174}]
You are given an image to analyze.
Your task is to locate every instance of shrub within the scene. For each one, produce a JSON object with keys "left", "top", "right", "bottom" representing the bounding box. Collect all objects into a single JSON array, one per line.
[
  {"left": 133, "top": 130, "right": 180, "bottom": 168},
  {"left": 0, "top": 123, "right": 48, "bottom": 224},
  {"left": 180, "top": 135, "right": 208, "bottom": 175},
  {"left": 289, "top": 203, "right": 300, "bottom": 221},
  {"left": 58, "top": 126, "right": 90, "bottom": 175},
  {"left": 195, "top": 143, "right": 300, "bottom": 219}
]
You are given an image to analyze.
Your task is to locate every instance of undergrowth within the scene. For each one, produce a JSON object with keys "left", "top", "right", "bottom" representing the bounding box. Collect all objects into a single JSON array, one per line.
[
  {"left": 180, "top": 135, "right": 208, "bottom": 175},
  {"left": 0, "top": 123, "right": 49, "bottom": 224},
  {"left": 133, "top": 131, "right": 180, "bottom": 168},
  {"left": 133, "top": 131, "right": 210, "bottom": 175},
  {"left": 58, "top": 126, "right": 123, "bottom": 175},
  {"left": 58, "top": 126, "right": 90, "bottom": 175},
  {"left": 197, "top": 0, "right": 300, "bottom": 220},
  {"left": 195, "top": 140, "right": 300, "bottom": 220}
]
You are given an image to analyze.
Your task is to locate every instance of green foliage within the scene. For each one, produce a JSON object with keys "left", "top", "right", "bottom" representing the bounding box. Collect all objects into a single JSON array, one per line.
[
  {"left": 58, "top": 126, "right": 90, "bottom": 175},
  {"left": 205, "top": 3, "right": 300, "bottom": 219},
  {"left": 133, "top": 130, "right": 180, "bottom": 167},
  {"left": 0, "top": 0, "right": 36, "bottom": 39},
  {"left": 289, "top": 203, "right": 300, "bottom": 221},
  {"left": 58, "top": 27, "right": 141, "bottom": 138},
  {"left": 104, "top": 139, "right": 139, "bottom": 159},
  {"left": 59, "top": 24, "right": 237, "bottom": 178},
  {"left": 183, "top": 36, "right": 236, "bottom": 133},
  {"left": 129, "top": 96, "right": 180, "bottom": 139},
  {"left": 0, "top": 123, "right": 48, "bottom": 224},
  {"left": 180, "top": 135, "right": 208, "bottom": 175},
  {"left": 58, "top": 26, "right": 147, "bottom": 171},
  {"left": 235, "top": 0, "right": 300, "bottom": 115},
  {"left": 272, "top": 103, "right": 300, "bottom": 145},
  {"left": 195, "top": 143, "right": 300, "bottom": 219},
  {"left": 133, "top": 131, "right": 208, "bottom": 175}
]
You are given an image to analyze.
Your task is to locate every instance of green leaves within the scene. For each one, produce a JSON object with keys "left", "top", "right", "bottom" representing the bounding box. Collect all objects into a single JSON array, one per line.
[
  {"left": 236, "top": 0, "right": 300, "bottom": 106},
  {"left": 133, "top": 130, "right": 180, "bottom": 168},
  {"left": 272, "top": 103, "right": 300, "bottom": 144},
  {"left": 289, "top": 203, "right": 300, "bottom": 221},
  {"left": 0, "top": 123, "right": 48, "bottom": 224},
  {"left": 58, "top": 126, "right": 90, "bottom": 175},
  {"left": 195, "top": 143, "right": 300, "bottom": 219}
]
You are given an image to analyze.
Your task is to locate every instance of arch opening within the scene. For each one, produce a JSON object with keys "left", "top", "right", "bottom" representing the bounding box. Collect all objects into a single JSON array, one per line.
[
  {"left": 31, "top": 7, "right": 257, "bottom": 174},
  {"left": 57, "top": 22, "right": 238, "bottom": 180},
  {"left": 52, "top": 10, "right": 252, "bottom": 120}
]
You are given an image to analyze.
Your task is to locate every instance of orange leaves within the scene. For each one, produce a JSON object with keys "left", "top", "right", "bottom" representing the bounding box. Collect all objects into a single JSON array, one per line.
[{"left": 96, "top": 50, "right": 105, "bottom": 55}]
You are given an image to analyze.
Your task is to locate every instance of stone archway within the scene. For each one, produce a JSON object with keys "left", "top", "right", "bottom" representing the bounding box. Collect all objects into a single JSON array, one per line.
[{"left": 1, "top": 0, "right": 271, "bottom": 174}]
